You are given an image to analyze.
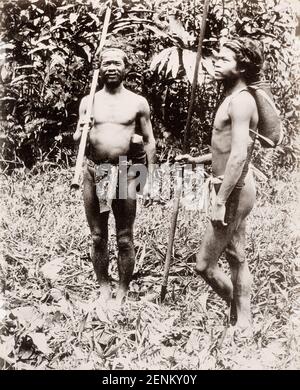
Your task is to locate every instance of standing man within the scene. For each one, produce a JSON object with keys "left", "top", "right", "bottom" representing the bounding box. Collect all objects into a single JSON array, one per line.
[
  {"left": 177, "top": 38, "right": 263, "bottom": 332},
  {"left": 74, "top": 48, "right": 156, "bottom": 313}
]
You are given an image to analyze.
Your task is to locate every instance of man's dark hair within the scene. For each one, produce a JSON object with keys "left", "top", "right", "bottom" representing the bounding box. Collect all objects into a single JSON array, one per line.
[
  {"left": 223, "top": 37, "right": 264, "bottom": 84},
  {"left": 99, "top": 47, "right": 129, "bottom": 67}
]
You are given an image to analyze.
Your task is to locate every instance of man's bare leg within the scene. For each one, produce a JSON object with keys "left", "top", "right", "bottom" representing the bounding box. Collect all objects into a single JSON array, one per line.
[
  {"left": 112, "top": 193, "right": 136, "bottom": 306},
  {"left": 194, "top": 221, "right": 237, "bottom": 304},
  {"left": 226, "top": 220, "right": 253, "bottom": 329},
  {"left": 83, "top": 166, "right": 111, "bottom": 303},
  {"left": 226, "top": 177, "right": 255, "bottom": 329}
]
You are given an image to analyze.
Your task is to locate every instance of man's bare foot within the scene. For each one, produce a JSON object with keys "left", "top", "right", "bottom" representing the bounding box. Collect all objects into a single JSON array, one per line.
[
  {"left": 233, "top": 323, "right": 253, "bottom": 346},
  {"left": 104, "top": 298, "right": 123, "bottom": 321},
  {"left": 104, "top": 288, "right": 127, "bottom": 320},
  {"left": 115, "top": 288, "right": 127, "bottom": 306},
  {"left": 100, "top": 284, "right": 112, "bottom": 302},
  {"left": 95, "top": 297, "right": 110, "bottom": 323}
]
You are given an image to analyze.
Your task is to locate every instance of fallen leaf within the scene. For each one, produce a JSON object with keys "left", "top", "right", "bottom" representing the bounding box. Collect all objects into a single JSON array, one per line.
[
  {"left": 40, "top": 258, "right": 64, "bottom": 281},
  {"left": 0, "top": 336, "right": 15, "bottom": 365},
  {"left": 11, "top": 306, "right": 39, "bottom": 325},
  {"left": 29, "top": 332, "right": 52, "bottom": 355}
]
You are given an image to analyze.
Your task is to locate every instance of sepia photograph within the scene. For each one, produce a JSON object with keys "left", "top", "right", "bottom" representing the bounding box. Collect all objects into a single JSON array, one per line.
[{"left": 0, "top": 0, "right": 299, "bottom": 373}]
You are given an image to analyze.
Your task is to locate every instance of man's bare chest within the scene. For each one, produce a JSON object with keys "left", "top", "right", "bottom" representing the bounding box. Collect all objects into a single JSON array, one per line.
[
  {"left": 213, "top": 98, "right": 231, "bottom": 131},
  {"left": 92, "top": 98, "right": 138, "bottom": 126}
]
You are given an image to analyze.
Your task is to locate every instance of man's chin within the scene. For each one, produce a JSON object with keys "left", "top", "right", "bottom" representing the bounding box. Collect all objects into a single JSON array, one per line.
[{"left": 104, "top": 79, "right": 122, "bottom": 88}]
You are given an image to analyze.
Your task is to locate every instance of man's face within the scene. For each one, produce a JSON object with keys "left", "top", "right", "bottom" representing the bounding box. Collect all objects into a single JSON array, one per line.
[
  {"left": 100, "top": 51, "right": 126, "bottom": 87},
  {"left": 214, "top": 47, "right": 240, "bottom": 81}
]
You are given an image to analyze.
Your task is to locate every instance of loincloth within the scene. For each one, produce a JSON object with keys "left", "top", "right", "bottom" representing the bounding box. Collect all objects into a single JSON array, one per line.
[{"left": 87, "top": 155, "right": 147, "bottom": 213}]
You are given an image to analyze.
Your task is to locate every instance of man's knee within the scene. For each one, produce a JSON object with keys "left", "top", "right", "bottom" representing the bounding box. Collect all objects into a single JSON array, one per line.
[
  {"left": 225, "top": 247, "right": 245, "bottom": 265},
  {"left": 117, "top": 231, "right": 133, "bottom": 251},
  {"left": 195, "top": 256, "right": 214, "bottom": 279},
  {"left": 196, "top": 265, "right": 218, "bottom": 285},
  {"left": 91, "top": 232, "right": 107, "bottom": 249}
]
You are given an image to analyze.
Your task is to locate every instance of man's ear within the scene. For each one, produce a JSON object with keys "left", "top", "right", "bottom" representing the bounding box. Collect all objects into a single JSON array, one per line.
[
  {"left": 237, "top": 59, "right": 249, "bottom": 75},
  {"left": 237, "top": 63, "right": 246, "bottom": 77}
]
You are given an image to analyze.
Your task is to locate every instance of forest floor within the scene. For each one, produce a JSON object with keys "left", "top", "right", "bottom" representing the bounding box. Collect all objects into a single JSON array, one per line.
[{"left": 0, "top": 163, "right": 299, "bottom": 370}]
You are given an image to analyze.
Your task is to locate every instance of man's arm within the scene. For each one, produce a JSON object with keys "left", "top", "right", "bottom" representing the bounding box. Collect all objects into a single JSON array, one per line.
[
  {"left": 139, "top": 96, "right": 156, "bottom": 168},
  {"left": 216, "top": 93, "right": 255, "bottom": 204},
  {"left": 138, "top": 97, "right": 156, "bottom": 205},
  {"left": 175, "top": 148, "right": 212, "bottom": 165},
  {"left": 73, "top": 96, "right": 88, "bottom": 142},
  {"left": 192, "top": 153, "right": 212, "bottom": 165}
]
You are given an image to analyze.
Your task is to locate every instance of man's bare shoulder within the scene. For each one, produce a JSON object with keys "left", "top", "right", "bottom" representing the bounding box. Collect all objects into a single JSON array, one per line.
[
  {"left": 229, "top": 90, "right": 257, "bottom": 118},
  {"left": 124, "top": 88, "right": 145, "bottom": 102},
  {"left": 81, "top": 91, "right": 101, "bottom": 104},
  {"left": 94, "top": 90, "right": 105, "bottom": 100},
  {"left": 123, "top": 89, "right": 149, "bottom": 113}
]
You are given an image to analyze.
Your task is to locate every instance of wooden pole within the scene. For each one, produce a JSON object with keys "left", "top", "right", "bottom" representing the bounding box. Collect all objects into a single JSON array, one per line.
[
  {"left": 71, "top": 0, "right": 112, "bottom": 189},
  {"left": 183, "top": 0, "right": 210, "bottom": 153},
  {"left": 160, "top": 0, "right": 210, "bottom": 303}
]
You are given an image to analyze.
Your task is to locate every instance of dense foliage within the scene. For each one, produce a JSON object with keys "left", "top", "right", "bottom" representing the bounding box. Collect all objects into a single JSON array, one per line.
[{"left": 0, "top": 0, "right": 298, "bottom": 171}]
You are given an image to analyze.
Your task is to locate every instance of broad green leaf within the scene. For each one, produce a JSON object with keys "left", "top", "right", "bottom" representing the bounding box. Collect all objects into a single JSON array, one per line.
[
  {"left": 182, "top": 49, "right": 197, "bottom": 83},
  {"left": 171, "top": 49, "right": 180, "bottom": 78},
  {"left": 168, "top": 15, "right": 193, "bottom": 45},
  {"left": 150, "top": 48, "right": 171, "bottom": 71},
  {"left": 182, "top": 49, "right": 205, "bottom": 85},
  {"left": 166, "top": 47, "right": 179, "bottom": 78},
  {"left": 158, "top": 50, "right": 171, "bottom": 74}
]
